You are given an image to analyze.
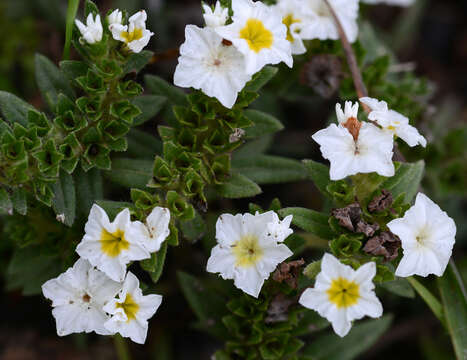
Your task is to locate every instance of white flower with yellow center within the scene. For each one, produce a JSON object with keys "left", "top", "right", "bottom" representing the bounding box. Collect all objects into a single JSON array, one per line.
[
  {"left": 299, "top": 254, "right": 383, "bottom": 337},
  {"left": 76, "top": 204, "right": 150, "bottom": 282},
  {"left": 42, "top": 259, "right": 122, "bottom": 336},
  {"left": 206, "top": 211, "right": 293, "bottom": 298},
  {"left": 388, "top": 193, "right": 456, "bottom": 278},
  {"left": 203, "top": 1, "right": 229, "bottom": 28},
  {"left": 300, "top": 0, "right": 359, "bottom": 43},
  {"left": 174, "top": 25, "right": 252, "bottom": 109},
  {"left": 215, "top": 0, "right": 293, "bottom": 75},
  {"left": 103, "top": 272, "right": 162, "bottom": 344},
  {"left": 273, "top": 0, "right": 314, "bottom": 55},
  {"left": 312, "top": 101, "right": 395, "bottom": 180},
  {"left": 126, "top": 207, "right": 171, "bottom": 253},
  {"left": 75, "top": 13, "right": 103, "bottom": 44},
  {"left": 360, "top": 97, "right": 427, "bottom": 147},
  {"left": 107, "top": 9, "right": 123, "bottom": 27},
  {"left": 110, "top": 10, "right": 154, "bottom": 53}
]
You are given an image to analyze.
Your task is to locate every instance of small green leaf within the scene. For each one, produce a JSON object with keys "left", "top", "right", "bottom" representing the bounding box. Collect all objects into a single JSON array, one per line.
[
  {"left": 380, "top": 161, "right": 425, "bottom": 203},
  {"left": 303, "top": 159, "right": 331, "bottom": 196},
  {"left": 0, "top": 188, "right": 13, "bottom": 214},
  {"left": 407, "top": 277, "right": 444, "bottom": 324},
  {"left": 126, "top": 128, "right": 163, "bottom": 159},
  {"left": 52, "top": 170, "right": 76, "bottom": 227},
  {"left": 123, "top": 50, "right": 154, "bottom": 75},
  {"left": 74, "top": 167, "right": 103, "bottom": 216},
  {"left": 145, "top": 75, "right": 188, "bottom": 106},
  {"left": 279, "top": 207, "right": 334, "bottom": 240},
  {"left": 244, "top": 66, "right": 278, "bottom": 92},
  {"left": 141, "top": 241, "right": 168, "bottom": 284},
  {"left": 104, "top": 158, "right": 152, "bottom": 189},
  {"left": 0, "top": 91, "right": 35, "bottom": 126},
  {"left": 302, "top": 315, "right": 393, "bottom": 360},
  {"left": 244, "top": 110, "right": 284, "bottom": 138},
  {"left": 215, "top": 173, "right": 262, "bottom": 199},
  {"left": 11, "top": 188, "right": 27, "bottom": 215},
  {"left": 132, "top": 95, "right": 167, "bottom": 126},
  {"left": 233, "top": 155, "right": 307, "bottom": 184},
  {"left": 380, "top": 278, "right": 415, "bottom": 298}
]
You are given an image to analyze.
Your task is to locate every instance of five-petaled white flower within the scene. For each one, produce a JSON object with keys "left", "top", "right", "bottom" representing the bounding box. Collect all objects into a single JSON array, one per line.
[
  {"left": 387, "top": 193, "right": 456, "bottom": 278},
  {"left": 215, "top": 0, "right": 293, "bottom": 75},
  {"left": 312, "top": 101, "right": 395, "bottom": 180},
  {"left": 273, "top": 0, "right": 314, "bottom": 55},
  {"left": 299, "top": 253, "right": 383, "bottom": 337},
  {"left": 361, "top": 0, "right": 414, "bottom": 6},
  {"left": 42, "top": 258, "right": 122, "bottom": 337},
  {"left": 76, "top": 204, "right": 150, "bottom": 282},
  {"left": 203, "top": 1, "right": 229, "bottom": 28},
  {"left": 127, "top": 207, "right": 171, "bottom": 253},
  {"left": 207, "top": 211, "right": 293, "bottom": 298},
  {"left": 300, "top": 0, "right": 359, "bottom": 43},
  {"left": 107, "top": 9, "right": 123, "bottom": 27},
  {"left": 174, "top": 25, "right": 252, "bottom": 109},
  {"left": 75, "top": 13, "right": 103, "bottom": 44},
  {"left": 110, "top": 10, "right": 154, "bottom": 53},
  {"left": 360, "top": 97, "right": 427, "bottom": 147},
  {"left": 103, "top": 271, "right": 163, "bottom": 344}
]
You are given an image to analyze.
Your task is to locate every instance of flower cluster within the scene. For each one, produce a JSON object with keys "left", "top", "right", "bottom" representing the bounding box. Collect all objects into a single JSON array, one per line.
[{"left": 42, "top": 205, "right": 170, "bottom": 343}]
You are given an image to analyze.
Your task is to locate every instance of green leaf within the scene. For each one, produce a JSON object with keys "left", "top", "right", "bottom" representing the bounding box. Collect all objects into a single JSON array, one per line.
[
  {"left": 380, "top": 161, "right": 425, "bottom": 203},
  {"left": 302, "top": 315, "right": 393, "bottom": 360},
  {"left": 126, "top": 128, "right": 163, "bottom": 159},
  {"left": 123, "top": 50, "right": 154, "bottom": 75},
  {"left": 303, "top": 159, "right": 331, "bottom": 196},
  {"left": 0, "top": 91, "right": 34, "bottom": 126},
  {"left": 215, "top": 173, "right": 262, "bottom": 199},
  {"left": 244, "top": 66, "right": 278, "bottom": 92},
  {"left": 95, "top": 200, "right": 133, "bottom": 220},
  {"left": 35, "top": 54, "right": 75, "bottom": 111},
  {"left": 438, "top": 261, "right": 467, "bottom": 360},
  {"left": 132, "top": 95, "right": 167, "bottom": 126},
  {"left": 243, "top": 110, "right": 284, "bottom": 138},
  {"left": 407, "top": 277, "right": 445, "bottom": 324},
  {"left": 63, "top": 0, "right": 80, "bottom": 60},
  {"left": 380, "top": 278, "right": 415, "bottom": 298},
  {"left": 180, "top": 211, "right": 207, "bottom": 242},
  {"left": 0, "top": 188, "right": 13, "bottom": 214},
  {"left": 141, "top": 241, "right": 168, "bottom": 284},
  {"left": 145, "top": 75, "right": 188, "bottom": 106},
  {"left": 279, "top": 207, "right": 334, "bottom": 240},
  {"left": 11, "top": 188, "right": 27, "bottom": 215},
  {"left": 233, "top": 135, "right": 273, "bottom": 160},
  {"left": 52, "top": 170, "right": 76, "bottom": 227},
  {"left": 104, "top": 158, "right": 152, "bottom": 189},
  {"left": 232, "top": 155, "right": 307, "bottom": 185},
  {"left": 74, "top": 167, "right": 103, "bottom": 216}
]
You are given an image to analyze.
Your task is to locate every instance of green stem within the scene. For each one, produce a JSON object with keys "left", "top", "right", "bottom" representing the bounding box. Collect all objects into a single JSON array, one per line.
[
  {"left": 113, "top": 334, "right": 132, "bottom": 360},
  {"left": 407, "top": 276, "right": 446, "bottom": 327},
  {"left": 63, "top": 0, "right": 80, "bottom": 60}
]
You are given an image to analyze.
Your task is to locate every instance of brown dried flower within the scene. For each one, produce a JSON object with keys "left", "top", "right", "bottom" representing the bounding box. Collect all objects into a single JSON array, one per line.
[{"left": 363, "top": 231, "right": 401, "bottom": 261}]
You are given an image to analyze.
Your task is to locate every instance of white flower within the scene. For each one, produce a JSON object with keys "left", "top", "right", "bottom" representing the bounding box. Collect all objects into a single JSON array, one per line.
[
  {"left": 215, "top": 0, "right": 293, "bottom": 75},
  {"left": 203, "top": 1, "right": 229, "bottom": 28},
  {"left": 42, "top": 259, "right": 122, "bottom": 336},
  {"left": 174, "top": 25, "right": 252, "bottom": 109},
  {"left": 387, "top": 193, "right": 456, "bottom": 278},
  {"left": 108, "top": 9, "right": 123, "bottom": 27},
  {"left": 360, "top": 97, "right": 427, "bottom": 147},
  {"left": 361, "top": 0, "right": 415, "bottom": 7},
  {"left": 336, "top": 101, "right": 359, "bottom": 124},
  {"left": 299, "top": 254, "right": 383, "bottom": 337},
  {"left": 103, "top": 272, "right": 162, "bottom": 344},
  {"left": 126, "top": 207, "right": 171, "bottom": 253},
  {"left": 273, "top": 0, "right": 314, "bottom": 55},
  {"left": 207, "top": 211, "right": 293, "bottom": 298},
  {"left": 75, "top": 13, "right": 103, "bottom": 44},
  {"left": 300, "top": 0, "right": 359, "bottom": 43},
  {"left": 110, "top": 10, "right": 154, "bottom": 53},
  {"left": 76, "top": 204, "right": 150, "bottom": 282},
  {"left": 312, "top": 102, "right": 395, "bottom": 180}
]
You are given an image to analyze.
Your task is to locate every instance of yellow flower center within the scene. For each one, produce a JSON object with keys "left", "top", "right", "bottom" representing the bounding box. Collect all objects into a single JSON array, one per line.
[
  {"left": 116, "top": 293, "right": 140, "bottom": 322},
  {"left": 327, "top": 277, "right": 360, "bottom": 308},
  {"left": 232, "top": 234, "right": 263, "bottom": 267},
  {"left": 100, "top": 228, "right": 130, "bottom": 257},
  {"left": 282, "top": 14, "right": 301, "bottom": 42},
  {"left": 120, "top": 28, "right": 143, "bottom": 43},
  {"left": 239, "top": 19, "right": 273, "bottom": 53}
]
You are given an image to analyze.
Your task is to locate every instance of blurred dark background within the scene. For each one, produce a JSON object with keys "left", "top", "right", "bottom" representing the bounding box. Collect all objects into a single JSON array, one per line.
[{"left": 0, "top": 0, "right": 465, "bottom": 359}]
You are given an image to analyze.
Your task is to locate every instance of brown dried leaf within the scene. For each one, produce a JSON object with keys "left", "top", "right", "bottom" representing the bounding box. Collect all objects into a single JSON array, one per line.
[
  {"left": 272, "top": 259, "right": 305, "bottom": 289},
  {"left": 363, "top": 231, "right": 401, "bottom": 261},
  {"left": 368, "top": 189, "right": 393, "bottom": 213}
]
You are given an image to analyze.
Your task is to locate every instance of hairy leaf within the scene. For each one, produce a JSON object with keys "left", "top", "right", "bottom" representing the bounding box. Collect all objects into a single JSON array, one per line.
[
  {"left": 215, "top": 173, "right": 262, "bottom": 199},
  {"left": 52, "top": 170, "right": 76, "bottom": 227}
]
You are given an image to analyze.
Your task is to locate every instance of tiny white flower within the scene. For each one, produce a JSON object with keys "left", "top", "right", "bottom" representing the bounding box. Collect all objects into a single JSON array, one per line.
[
  {"left": 108, "top": 9, "right": 123, "bottom": 27},
  {"left": 203, "top": 1, "right": 229, "bottom": 28},
  {"left": 127, "top": 207, "right": 171, "bottom": 253},
  {"left": 75, "top": 13, "right": 103, "bottom": 44},
  {"left": 76, "top": 204, "right": 151, "bottom": 282},
  {"left": 299, "top": 254, "right": 383, "bottom": 337},
  {"left": 110, "top": 10, "right": 154, "bottom": 53},
  {"left": 388, "top": 193, "right": 456, "bottom": 278},
  {"left": 42, "top": 259, "right": 122, "bottom": 336},
  {"left": 360, "top": 97, "right": 427, "bottom": 147},
  {"left": 207, "top": 211, "right": 293, "bottom": 298},
  {"left": 215, "top": 0, "right": 293, "bottom": 75},
  {"left": 361, "top": 0, "right": 415, "bottom": 7},
  {"left": 273, "top": 0, "right": 314, "bottom": 55},
  {"left": 312, "top": 102, "right": 395, "bottom": 180},
  {"left": 174, "top": 25, "right": 252, "bottom": 109},
  {"left": 301, "top": 0, "right": 359, "bottom": 43},
  {"left": 103, "top": 272, "right": 162, "bottom": 344}
]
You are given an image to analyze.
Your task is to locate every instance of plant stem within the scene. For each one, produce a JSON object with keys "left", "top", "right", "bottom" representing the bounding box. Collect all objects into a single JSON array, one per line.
[
  {"left": 113, "top": 334, "right": 132, "bottom": 360},
  {"left": 407, "top": 276, "right": 446, "bottom": 327}
]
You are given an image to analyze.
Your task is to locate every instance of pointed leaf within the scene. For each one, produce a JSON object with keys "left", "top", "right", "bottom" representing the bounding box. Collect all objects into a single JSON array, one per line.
[
  {"left": 145, "top": 75, "right": 187, "bottom": 106},
  {"left": 132, "top": 95, "right": 167, "bottom": 126},
  {"left": 380, "top": 161, "right": 425, "bottom": 203},
  {"left": 279, "top": 207, "right": 334, "bottom": 240},
  {"left": 52, "top": 170, "right": 76, "bottom": 226},
  {"left": 0, "top": 91, "right": 34, "bottom": 126},
  {"left": 303, "top": 159, "right": 331, "bottom": 196},
  {"left": 74, "top": 167, "right": 103, "bottom": 216},
  {"left": 215, "top": 173, "right": 262, "bottom": 199},
  {"left": 104, "top": 158, "right": 152, "bottom": 189},
  {"left": 244, "top": 110, "right": 284, "bottom": 138}
]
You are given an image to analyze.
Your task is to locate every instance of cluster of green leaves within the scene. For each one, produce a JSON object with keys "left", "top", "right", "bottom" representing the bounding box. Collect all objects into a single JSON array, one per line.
[{"left": 0, "top": 0, "right": 153, "bottom": 221}]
